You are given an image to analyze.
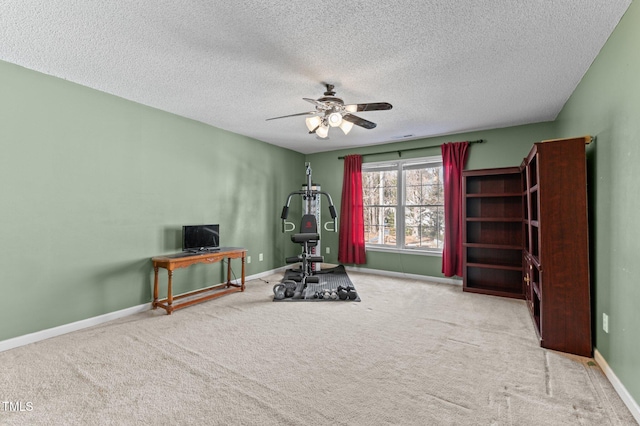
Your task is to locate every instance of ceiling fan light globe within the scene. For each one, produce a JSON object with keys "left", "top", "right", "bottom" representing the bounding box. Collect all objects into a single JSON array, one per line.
[
  {"left": 328, "top": 112, "right": 343, "bottom": 127},
  {"left": 305, "top": 116, "right": 322, "bottom": 132},
  {"left": 316, "top": 125, "right": 329, "bottom": 138},
  {"left": 340, "top": 120, "right": 354, "bottom": 135},
  {"left": 345, "top": 104, "right": 358, "bottom": 113}
]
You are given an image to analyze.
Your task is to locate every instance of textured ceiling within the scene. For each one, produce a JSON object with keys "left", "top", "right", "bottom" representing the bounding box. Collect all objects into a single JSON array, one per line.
[{"left": 1, "top": 1, "right": 631, "bottom": 154}]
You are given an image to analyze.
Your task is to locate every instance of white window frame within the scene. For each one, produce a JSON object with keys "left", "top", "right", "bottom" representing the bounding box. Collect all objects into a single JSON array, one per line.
[{"left": 362, "top": 155, "right": 444, "bottom": 256}]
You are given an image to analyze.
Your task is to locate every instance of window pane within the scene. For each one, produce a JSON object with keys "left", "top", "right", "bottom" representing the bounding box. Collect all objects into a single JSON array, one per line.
[
  {"left": 420, "top": 166, "right": 443, "bottom": 185},
  {"left": 363, "top": 170, "right": 397, "bottom": 205},
  {"left": 404, "top": 206, "right": 444, "bottom": 249},
  {"left": 364, "top": 206, "right": 396, "bottom": 246},
  {"left": 404, "top": 166, "right": 443, "bottom": 205},
  {"left": 424, "top": 184, "right": 444, "bottom": 205}
]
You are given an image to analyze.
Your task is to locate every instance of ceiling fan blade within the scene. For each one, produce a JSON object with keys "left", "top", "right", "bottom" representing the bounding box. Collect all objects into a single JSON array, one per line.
[
  {"left": 303, "top": 98, "right": 328, "bottom": 108},
  {"left": 343, "top": 114, "right": 377, "bottom": 129},
  {"left": 344, "top": 102, "right": 393, "bottom": 113},
  {"left": 266, "top": 111, "right": 316, "bottom": 121}
]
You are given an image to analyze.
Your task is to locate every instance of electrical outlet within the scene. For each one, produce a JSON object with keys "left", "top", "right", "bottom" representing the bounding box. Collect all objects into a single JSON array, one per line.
[
  {"left": 603, "top": 312, "right": 609, "bottom": 333},
  {"left": 247, "top": 256, "right": 251, "bottom": 264},
  {"left": 326, "top": 247, "right": 330, "bottom": 254},
  {"left": 259, "top": 253, "right": 263, "bottom": 261}
]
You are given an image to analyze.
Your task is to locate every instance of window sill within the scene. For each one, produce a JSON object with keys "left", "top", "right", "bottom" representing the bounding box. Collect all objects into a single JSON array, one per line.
[{"left": 365, "top": 246, "right": 443, "bottom": 257}]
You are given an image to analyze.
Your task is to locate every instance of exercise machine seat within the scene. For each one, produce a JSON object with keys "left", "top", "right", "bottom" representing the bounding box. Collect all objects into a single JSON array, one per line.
[{"left": 292, "top": 233, "right": 319, "bottom": 243}]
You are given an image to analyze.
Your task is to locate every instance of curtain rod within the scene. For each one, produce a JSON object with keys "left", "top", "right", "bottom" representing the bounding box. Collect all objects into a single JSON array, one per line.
[{"left": 337, "top": 139, "right": 484, "bottom": 160}]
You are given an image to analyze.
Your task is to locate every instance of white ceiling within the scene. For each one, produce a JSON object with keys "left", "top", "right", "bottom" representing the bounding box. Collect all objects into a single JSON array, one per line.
[{"left": 1, "top": 1, "right": 631, "bottom": 154}]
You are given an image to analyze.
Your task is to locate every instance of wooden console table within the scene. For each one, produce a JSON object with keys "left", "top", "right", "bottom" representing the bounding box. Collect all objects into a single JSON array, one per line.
[{"left": 152, "top": 247, "right": 247, "bottom": 314}]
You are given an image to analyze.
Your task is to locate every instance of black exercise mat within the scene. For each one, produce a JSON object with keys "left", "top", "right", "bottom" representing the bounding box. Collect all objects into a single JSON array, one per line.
[{"left": 273, "top": 265, "right": 361, "bottom": 302}]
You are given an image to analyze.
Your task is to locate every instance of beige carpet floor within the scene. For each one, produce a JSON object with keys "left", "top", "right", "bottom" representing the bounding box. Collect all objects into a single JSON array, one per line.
[{"left": 0, "top": 271, "right": 636, "bottom": 425}]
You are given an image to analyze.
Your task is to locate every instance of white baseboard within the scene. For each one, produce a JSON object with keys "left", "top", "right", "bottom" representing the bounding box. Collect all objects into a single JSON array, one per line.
[
  {"left": 0, "top": 303, "right": 152, "bottom": 353},
  {"left": 0, "top": 266, "right": 289, "bottom": 353},
  {"left": 345, "top": 265, "right": 463, "bottom": 286},
  {"left": 230, "top": 266, "right": 288, "bottom": 284},
  {"left": 594, "top": 348, "right": 640, "bottom": 424}
]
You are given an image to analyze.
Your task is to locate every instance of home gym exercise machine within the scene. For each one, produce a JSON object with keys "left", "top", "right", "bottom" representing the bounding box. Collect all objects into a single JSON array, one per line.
[{"left": 273, "top": 163, "right": 358, "bottom": 301}]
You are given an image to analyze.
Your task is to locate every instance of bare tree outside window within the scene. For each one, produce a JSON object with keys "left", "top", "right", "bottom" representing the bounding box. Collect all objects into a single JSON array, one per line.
[
  {"left": 363, "top": 166, "right": 397, "bottom": 246},
  {"left": 403, "top": 164, "right": 444, "bottom": 249},
  {"left": 362, "top": 157, "right": 443, "bottom": 253}
]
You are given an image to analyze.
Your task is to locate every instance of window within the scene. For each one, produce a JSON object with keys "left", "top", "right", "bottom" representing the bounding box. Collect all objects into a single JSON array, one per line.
[{"left": 362, "top": 156, "right": 444, "bottom": 254}]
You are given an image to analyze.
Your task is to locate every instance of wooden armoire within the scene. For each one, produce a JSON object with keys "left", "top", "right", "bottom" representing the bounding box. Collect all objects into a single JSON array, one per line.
[{"left": 462, "top": 136, "right": 592, "bottom": 357}]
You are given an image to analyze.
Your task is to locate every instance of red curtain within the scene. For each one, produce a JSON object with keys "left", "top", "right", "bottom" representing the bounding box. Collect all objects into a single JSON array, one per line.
[
  {"left": 338, "top": 154, "right": 367, "bottom": 264},
  {"left": 441, "top": 142, "right": 469, "bottom": 277}
]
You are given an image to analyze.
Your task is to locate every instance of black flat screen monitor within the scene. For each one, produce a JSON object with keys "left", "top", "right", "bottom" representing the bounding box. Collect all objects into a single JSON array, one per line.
[{"left": 182, "top": 224, "right": 220, "bottom": 252}]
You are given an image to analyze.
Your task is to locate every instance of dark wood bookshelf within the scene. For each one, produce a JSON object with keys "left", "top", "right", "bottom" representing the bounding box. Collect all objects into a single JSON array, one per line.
[
  {"left": 462, "top": 167, "right": 524, "bottom": 299},
  {"left": 522, "top": 137, "right": 591, "bottom": 357}
]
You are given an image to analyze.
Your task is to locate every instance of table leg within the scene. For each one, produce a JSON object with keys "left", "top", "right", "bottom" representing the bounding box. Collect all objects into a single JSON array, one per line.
[
  {"left": 153, "top": 266, "right": 159, "bottom": 309},
  {"left": 241, "top": 254, "right": 246, "bottom": 292},
  {"left": 167, "top": 270, "right": 173, "bottom": 315},
  {"left": 227, "top": 257, "right": 232, "bottom": 287}
]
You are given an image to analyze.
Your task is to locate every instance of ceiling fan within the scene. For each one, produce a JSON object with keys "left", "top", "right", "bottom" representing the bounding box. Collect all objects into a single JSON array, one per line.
[{"left": 266, "top": 84, "right": 392, "bottom": 138}]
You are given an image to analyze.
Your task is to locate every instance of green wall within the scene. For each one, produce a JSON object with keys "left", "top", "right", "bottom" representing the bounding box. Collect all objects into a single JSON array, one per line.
[
  {"left": 306, "top": 122, "right": 557, "bottom": 276},
  {"left": 553, "top": 0, "right": 640, "bottom": 405},
  {"left": 0, "top": 60, "right": 304, "bottom": 341}
]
